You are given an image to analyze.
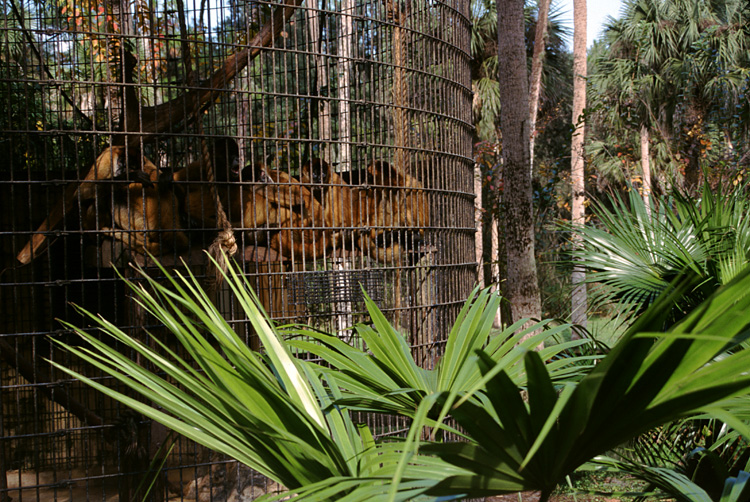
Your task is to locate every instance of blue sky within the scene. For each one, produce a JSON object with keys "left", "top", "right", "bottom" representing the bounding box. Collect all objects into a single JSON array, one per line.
[{"left": 558, "top": 0, "right": 625, "bottom": 48}]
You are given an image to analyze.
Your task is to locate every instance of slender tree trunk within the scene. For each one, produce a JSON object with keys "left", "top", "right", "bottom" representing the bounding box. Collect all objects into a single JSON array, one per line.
[
  {"left": 497, "top": 0, "right": 542, "bottom": 325},
  {"left": 475, "top": 162, "right": 484, "bottom": 288},
  {"left": 107, "top": 0, "right": 130, "bottom": 130},
  {"left": 491, "top": 216, "right": 502, "bottom": 328},
  {"left": 335, "top": 0, "right": 355, "bottom": 334},
  {"left": 528, "top": 0, "right": 551, "bottom": 177},
  {"left": 237, "top": 66, "right": 250, "bottom": 167},
  {"left": 570, "top": 0, "right": 587, "bottom": 328},
  {"left": 390, "top": 0, "right": 410, "bottom": 328},
  {"left": 640, "top": 125, "right": 651, "bottom": 215},
  {"left": 307, "top": 4, "right": 332, "bottom": 161},
  {"left": 338, "top": 0, "right": 353, "bottom": 172},
  {"left": 392, "top": 0, "right": 409, "bottom": 171}
]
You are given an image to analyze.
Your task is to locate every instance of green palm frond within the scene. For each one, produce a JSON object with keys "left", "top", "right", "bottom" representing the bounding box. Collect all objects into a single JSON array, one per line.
[
  {"left": 410, "top": 266, "right": 750, "bottom": 500},
  {"left": 570, "top": 184, "right": 750, "bottom": 325},
  {"left": 52, "top": 257, "right": 585, "bottom": 501},
  {"left": 592, "top": 454, "right": 750, "bottom": 502},
  {"left": 286, "top": 287, "right": 596, "bottom": 423},
  {"left": 49, "top": 254, "right": 750, "bottom": 502},
  {"left": 50, "top": 259, "right": 357, "bottom": 490}
]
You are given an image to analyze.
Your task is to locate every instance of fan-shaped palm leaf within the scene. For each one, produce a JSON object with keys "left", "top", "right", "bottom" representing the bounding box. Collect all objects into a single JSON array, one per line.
[
  {"left": 571, "top": 184, "right": 750, "bottom": 325},
  {"left": 286, "top": 287, "right": 595, "bottom": 423},
  {"left": 403, "top": 267, "right": 750, "bottom": 501}
]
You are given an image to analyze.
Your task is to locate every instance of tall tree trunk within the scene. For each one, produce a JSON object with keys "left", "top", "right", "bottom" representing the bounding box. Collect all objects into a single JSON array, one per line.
[
  {"left": 491, "top": 216, "right": 502, "bottom": 328},
  {"left": 335, "top": 0, "right": 355, "bottom": 334},
  {"left": 391, "top": 0, "right": 409, "bottom": 172},
  {"left": 390, "top": 0, "right": 410, "bottom": 328},
  {"left": 475, "top": 162, "right": 484, "bottom": 288},
  {"left": 107, "top": 0, "right": 130, "bottom": 131},
  {"left": 338, "top": 0, "right": 353, "bottom": 172},
  {"left": 307, "top": 3, "right": 332, "bottom": 161},
  {"left": 528, "top": 0, "right": 551, "bottom": 177},
  {"left": 640, "top": 124, "right": 651, "bottom": 215},
  {"left": 570, "top": 0, "right": 587, "bottom": 328},
  {"left": 497, "top": 0, "right": 542, "bottom": 325}
]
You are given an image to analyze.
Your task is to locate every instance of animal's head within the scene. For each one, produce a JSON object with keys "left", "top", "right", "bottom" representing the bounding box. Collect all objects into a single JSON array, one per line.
[
  {"left": 300, "top": 158, "right": 330, "bottom": 185},
  {"left": 97, "top": 146, "right": 153, "bottom": 182},
  {"left": 239, "top": 162, "right": 269, "bottom": 184},
  {"left": 101, "top": 146, "right": 128, "bottom": 179},
  {"left": 299, "top": 158, "right": 331, "bottom": 204},
  {"left": 210, "top": 137, "right": 241, "bottom": 181}
]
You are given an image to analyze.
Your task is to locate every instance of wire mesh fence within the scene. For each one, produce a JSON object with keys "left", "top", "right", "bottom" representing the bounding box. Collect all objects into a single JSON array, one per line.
[{"left": 0, "top": 0, "right": 474, "bottom": 498}]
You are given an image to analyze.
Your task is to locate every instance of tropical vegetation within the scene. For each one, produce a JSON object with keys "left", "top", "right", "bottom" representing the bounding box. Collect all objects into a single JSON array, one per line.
[
  {"left": 51, "top": 253, "right": 750, "bottom": 500},
  {"left": 570, "top": 182, "right": 750, "bottom": 326},
  {"left": 586, "top": 0, "right": 750, "bottom": 192},
  {"left": 48, "top": 0, "right": 750, "bottom": 496},
  {"left": 5, "top": 0, "right": 750, "bottom": 499}
]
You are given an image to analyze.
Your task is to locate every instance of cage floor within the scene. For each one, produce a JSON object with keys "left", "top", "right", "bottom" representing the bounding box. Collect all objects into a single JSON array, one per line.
[
  {"left": 4, "top": 470, "right": 118, "bottom": 502},
  {"left": 4, "top": 468, "right": 282, "bottom": 502}
]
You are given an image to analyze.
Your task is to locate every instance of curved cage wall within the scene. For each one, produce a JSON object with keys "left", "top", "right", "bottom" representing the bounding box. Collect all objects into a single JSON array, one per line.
[{"left": 0, "top": 0, "right": 474, "bottom": 499}]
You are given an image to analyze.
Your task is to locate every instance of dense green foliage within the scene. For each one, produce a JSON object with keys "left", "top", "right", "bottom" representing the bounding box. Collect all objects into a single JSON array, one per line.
[
  {"left": 52, "top": 255, "right": 750, "bottom": 501},
  {"left": 587, "top": 0, "right": 750, "bottom": 190},
  {"left": 7, "top": 0, "right": 750, "bottom": 499},
  {"left": 569, "top": 183, "right": 750, "bottom": 326}
]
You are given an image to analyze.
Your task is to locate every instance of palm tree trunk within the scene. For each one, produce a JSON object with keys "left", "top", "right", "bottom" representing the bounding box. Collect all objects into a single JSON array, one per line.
[
  {"left": 475, "top": 162, "right": 484, "bottom": 288},
  {"left": 497, "top": 0, "right": 542, "bottom": 325},
  {"left": 491, "top": 216, "right": 502, "bottom": 328},
  {"left": 570, "top": 0, "right": 587, "bottom": 328},
  {"left": 528, "top": 0, "right": 551, "bottom": 177},
  {"left": 640, "top": 124, "right": 651, "bottom": 215}
]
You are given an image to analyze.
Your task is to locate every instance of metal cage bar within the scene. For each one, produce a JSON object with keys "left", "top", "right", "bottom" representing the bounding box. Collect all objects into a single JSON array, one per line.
[{"left": 0, "top": 0, "right": 473, "bottom": 498}]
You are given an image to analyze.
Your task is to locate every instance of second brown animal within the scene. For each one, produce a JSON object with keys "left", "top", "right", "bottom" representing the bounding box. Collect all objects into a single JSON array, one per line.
[{"left": 301, "top": 158, "right": 429, "bottom": 264}]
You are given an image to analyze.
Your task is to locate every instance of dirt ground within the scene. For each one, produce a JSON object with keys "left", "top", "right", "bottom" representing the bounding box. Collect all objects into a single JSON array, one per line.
[
  {"left": 485, "top": 493, "right": 626, "bottom": 502},
  {"left": 5, "top": 470, "right": 638, "bottom": 502}
]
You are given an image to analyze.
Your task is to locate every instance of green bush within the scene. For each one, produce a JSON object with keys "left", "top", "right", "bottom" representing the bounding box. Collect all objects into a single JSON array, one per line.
[{"left": 52, "top": 256, "right": 750, "bottom": 501}]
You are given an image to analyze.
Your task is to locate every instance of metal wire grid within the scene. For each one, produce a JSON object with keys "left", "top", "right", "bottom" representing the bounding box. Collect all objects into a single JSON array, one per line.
[
  {"left": 289, "top": 268, "right": 384, "bottom": 309},
  {"left": 0, "top": 0, "right": 474, "bottom": 499}
]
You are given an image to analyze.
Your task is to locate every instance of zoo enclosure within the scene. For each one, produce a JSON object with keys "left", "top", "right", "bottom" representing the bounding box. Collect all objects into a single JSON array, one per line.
[{"left": 0, "top": 0, "right": 474, "bottom": 499}]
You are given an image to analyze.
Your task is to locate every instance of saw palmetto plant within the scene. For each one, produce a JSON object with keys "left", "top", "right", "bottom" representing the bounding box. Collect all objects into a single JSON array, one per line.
[
  {"left": 570, "top": 183, "right": 750, "bottom": 327},
  {"left": 287, "top": 287, "right": 595, "bottom": 426},
  {"left": 51, "top": 256, "right": 750, "bottom": 501},
  {"left": 48, "top": 257, "right": 587, "bottom": 500}
]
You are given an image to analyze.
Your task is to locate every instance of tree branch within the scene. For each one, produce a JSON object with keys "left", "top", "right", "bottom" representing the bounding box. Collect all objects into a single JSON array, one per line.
[{"left": 124, "top": 0, "right": 303, "bottom": 147}]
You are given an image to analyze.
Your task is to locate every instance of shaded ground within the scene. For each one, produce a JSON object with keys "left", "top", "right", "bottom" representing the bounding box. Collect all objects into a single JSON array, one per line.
[
  {"left": 486, "top": 493, "right": 626, "bottom": 501},
  {"left": 485, "top": 474, "right": 647, "bottom": 502},
  {"left": 6, "top": 469, "right": 644, "bottom": 501}
]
